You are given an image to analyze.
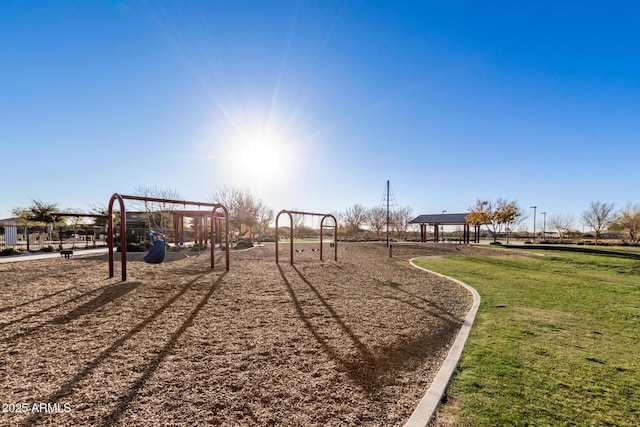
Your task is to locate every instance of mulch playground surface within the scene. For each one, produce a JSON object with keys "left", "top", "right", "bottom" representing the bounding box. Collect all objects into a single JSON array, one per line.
[{"left": 0, "top": 242, "right": 501, "bottom": 426}]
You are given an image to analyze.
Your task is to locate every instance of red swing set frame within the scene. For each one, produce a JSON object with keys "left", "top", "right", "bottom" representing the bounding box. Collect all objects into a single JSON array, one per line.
[
  {"left": 275, "top": 209, "right": 338, "bottom": 265},
  {"left": 107, "top": 193, "right": 230, "bottom": 281}
]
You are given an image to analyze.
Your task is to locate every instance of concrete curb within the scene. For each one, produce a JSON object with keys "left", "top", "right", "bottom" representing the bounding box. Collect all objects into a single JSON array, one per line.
[{"left": 404, "top": 258, "right": 481, "bottom": 427}]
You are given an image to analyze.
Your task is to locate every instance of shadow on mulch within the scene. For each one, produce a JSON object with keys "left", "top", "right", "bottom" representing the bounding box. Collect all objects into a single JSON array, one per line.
[
  {"left": 279, "top": 264, "right": 463, "bottom": 397},
  {"left": 1, "top": 281, "right": 127, "bottom": 342},
  {"left": 20, "top": 271, "right": 225, "bottom": 427},
  {"left": 51, "top": 282, "right": 140, "bottom": 325}
]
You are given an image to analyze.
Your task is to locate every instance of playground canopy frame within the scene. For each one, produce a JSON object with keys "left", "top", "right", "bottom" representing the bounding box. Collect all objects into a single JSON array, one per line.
[
  {"left": 107, "top": 193, "right": 230, "bottom": 281},
  {"left": 51, "top": 212, "right": 109, "bottom": 220},
  {"left": 275, "top": 209, "right": 338, "bottom": 265}
]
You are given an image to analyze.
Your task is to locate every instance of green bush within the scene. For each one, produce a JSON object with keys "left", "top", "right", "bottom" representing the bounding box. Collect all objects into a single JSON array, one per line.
[
  {"left": 1, "top": 247, "right": 18, "bottom": 256},
  {"left": 235, "top": 239, "right": 254, "bottom": 249},
  {"left": 118, "top": 243, "right": 150, "bottom": 252}
]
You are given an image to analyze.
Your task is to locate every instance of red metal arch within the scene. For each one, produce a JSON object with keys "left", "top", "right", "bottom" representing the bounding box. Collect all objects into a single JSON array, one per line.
[
  {"left": 107, "top": 193, "right": 230, "bottom": 281},
  {"left": 275, "top": 209, "right": 338, "bottom": 265}
]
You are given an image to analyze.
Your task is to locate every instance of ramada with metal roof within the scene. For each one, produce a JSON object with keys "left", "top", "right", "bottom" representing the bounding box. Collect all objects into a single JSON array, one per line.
[{"left": 409, "top": 212, "right": 481, "bottom": 244}]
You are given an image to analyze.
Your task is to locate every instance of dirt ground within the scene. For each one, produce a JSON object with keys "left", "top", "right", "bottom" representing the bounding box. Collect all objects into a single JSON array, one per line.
[{"left": 0, "top": 242, "right": 495, "bottom": 426}]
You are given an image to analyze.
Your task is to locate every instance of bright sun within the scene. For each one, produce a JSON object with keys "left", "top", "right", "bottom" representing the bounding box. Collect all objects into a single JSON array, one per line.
[
  {"left": 222, "top": 130, "right": 296, "bottom": 188},
  {"left": 239, "top": 137, "right": 284, "bottom": 171}
]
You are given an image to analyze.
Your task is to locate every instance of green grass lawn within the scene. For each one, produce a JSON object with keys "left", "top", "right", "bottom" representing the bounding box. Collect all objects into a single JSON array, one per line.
[{"left": 414, "top": 247, "right": 640, "bottom": 426}]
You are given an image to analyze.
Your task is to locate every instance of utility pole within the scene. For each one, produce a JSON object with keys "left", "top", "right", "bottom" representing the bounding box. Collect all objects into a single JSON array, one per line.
[{"left": 386, "top": 180, "right": 390, "bottom": 248}]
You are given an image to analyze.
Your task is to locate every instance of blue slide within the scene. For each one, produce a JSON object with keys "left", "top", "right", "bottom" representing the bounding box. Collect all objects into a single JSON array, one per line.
[{"left": 144, "top": 231, "right": 166, "bottom": 264}]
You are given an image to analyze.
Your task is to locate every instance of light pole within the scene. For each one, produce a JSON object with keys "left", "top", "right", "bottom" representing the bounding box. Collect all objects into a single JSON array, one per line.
[
  {"left": 441, "top": 210, "right": 447, "bottom": 243},
  {"left": 541, "top": 211, "right": 546, "bottom": 241},
  {"left": 530, "top": 206, "right": 537, "bottom": 243}
]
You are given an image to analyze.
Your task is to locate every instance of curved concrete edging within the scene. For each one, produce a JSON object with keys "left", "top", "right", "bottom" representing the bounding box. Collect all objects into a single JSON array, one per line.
[{"left": 404, "top": 258, "right": 481, "bottom": 427}]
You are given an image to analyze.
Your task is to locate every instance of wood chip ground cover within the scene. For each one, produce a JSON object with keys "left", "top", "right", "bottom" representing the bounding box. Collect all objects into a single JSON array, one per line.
[{"left": 0, "top": 243, "right": 495, "bottom": 426}]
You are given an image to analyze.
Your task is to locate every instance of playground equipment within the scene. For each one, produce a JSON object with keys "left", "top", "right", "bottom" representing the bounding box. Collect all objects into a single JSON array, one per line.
[
  {"left": 107, "top": 193, "right": 230, "bottom": 281},
  {"left": 143, "top": 231, "right": 166, "bottom": 264},
  {"left": 169, "top": 209, "right": 225, "bottom": 249},
  {"left": 60, "top": 250, "right": 73, "bottom": 259},
  {"left": 275, "top": 209, "right": 338, "bottom": 265}
]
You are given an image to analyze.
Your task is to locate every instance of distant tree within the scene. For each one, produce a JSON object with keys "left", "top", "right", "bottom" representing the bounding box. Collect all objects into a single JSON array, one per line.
[
  {"left": 133, "top": 186, "right": 182, "bottom": 237},
  {"left": 289, "top": 211, "right": 306, "bottom": 240},
  {"left": 12, "top": 199, "right": 60, "bottom": 226},
  {"left": 342, "top": 204, "right": 368, "bottom": 236},
  {"left": 11, "top": 200, "right": 62, "bottom": 251},
  {"left": 466, "top": 198, "right": 522, "bottom": 243},
  {"left": 580, "top": 201, "right": 615, "bottom": 244},
  {"left": 610, "top": 203, "right": 640, "bottom": 243},
  {"left": 465, "top": 200, "right": 492, "bottom": 239},
  {"left": 255, "top": 203, "right": 274, "bottom": 242},
  {"left": 548, "top": 214, "right": 575, "bottom": 239},
  {"left": 209, "top": 186, "right": 270, "bottom": 241},
  {"left": 502, "top": 202, "right": 527, "bottom": 243},
  {"left": 89, "top": 203, "right": 109, "bottom": 226},
  {"left": 366, "top": 206, "right": 387, "bottom": 238},
  {"left": 390, "top": 206, "right": 413, "bottom": 240}
]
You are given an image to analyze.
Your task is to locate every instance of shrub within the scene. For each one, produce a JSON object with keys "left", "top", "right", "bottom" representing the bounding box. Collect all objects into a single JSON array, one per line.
[
  {"left": 1, "top": 247, "right": 18, "bottom": 256},
  {"left": 124, "top": 243, "right": 149, "bottom": 252},
  {"left": 235, "top": 239, "right": 254, "bottom": 249}
]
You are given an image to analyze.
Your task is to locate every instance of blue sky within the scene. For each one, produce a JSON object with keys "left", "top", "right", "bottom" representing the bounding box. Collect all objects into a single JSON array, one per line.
[{"left": 2, "top": 1, "right": 639, "bottom": 230}]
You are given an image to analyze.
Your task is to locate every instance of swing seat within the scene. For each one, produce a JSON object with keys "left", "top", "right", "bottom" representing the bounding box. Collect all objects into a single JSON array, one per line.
[
  {"left": 60, "top": 250, "right": 73, "bottom": 259},
  {"left": 184, "top": 251, "right": 201, "bottom": 259},
  {"left": 144, "top": 231, "right": 166, "bottom": 264}
]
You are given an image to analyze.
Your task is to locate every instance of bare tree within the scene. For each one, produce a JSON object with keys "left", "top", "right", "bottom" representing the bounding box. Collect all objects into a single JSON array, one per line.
[
  {"left": 255, "top": 203, "right": 274, "bottom": 243},
  {"left": 366, "top": 206, "right": 387, "bottom": 238},
  {"left": 133, "top": 186, "right": 182, "bottom": 236},
  {"left": 503, "top": 202, "right": 527, "bottom": 243},
  {"left": 580, "top": 201, "right": 615, "bottom": 244},
  {"left": 342, "top": 204, "right": 368, "bottom": 236},
  {"left": 390, "top": 206, "right": 413, "bottom": 240},
  {"left": 548, "top": 213, "right": 575, "bottom": 239},
  {"left": 290, "top": 211, "right": 306, "bottom": 240},
  {"left": 610, "top": 203, "right": 640, "bottom": 243},
  {"left": 209, "top": 186, "right": 270, "bottom": 242}
]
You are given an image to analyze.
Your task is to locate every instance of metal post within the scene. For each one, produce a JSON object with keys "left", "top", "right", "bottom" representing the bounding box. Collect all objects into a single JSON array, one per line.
[
  {"left": 441, "top": 210, "right": 447, "bottom": 243},
  {"left": 386, "top": 180, "right": 390, "bottom": 248},
  {"left": 530, "top": 206, "right": 537, "bottom": 243}
]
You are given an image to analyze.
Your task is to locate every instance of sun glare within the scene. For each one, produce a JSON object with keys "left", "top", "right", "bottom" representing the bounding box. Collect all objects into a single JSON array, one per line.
[
  {"left": 240, "top": 137, "right": 283, "bottom": 170},
  {"left": 221, "top": 129, "right": 296, "bottom": 188}
]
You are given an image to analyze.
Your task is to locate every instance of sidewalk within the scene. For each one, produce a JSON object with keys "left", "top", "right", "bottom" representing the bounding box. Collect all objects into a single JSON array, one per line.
[{"left": 0, "top": 247, "right": 109, "bottom": 263}]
